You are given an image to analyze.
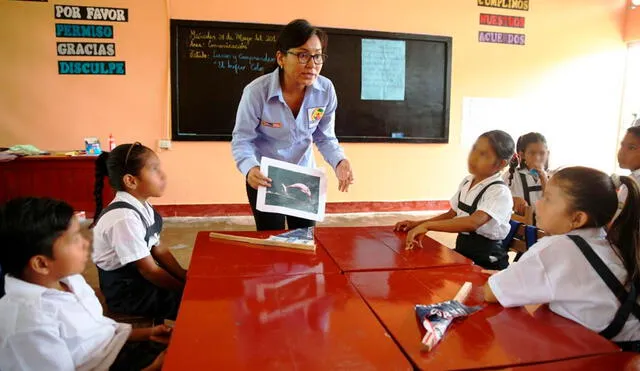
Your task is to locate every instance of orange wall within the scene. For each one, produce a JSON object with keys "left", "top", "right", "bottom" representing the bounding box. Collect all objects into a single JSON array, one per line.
[
  {"left": 0, "top": 0, "right": 628, "bottom": 205},
  {"left": 626, "top": 0, "right": 640, "bottom": 41}
]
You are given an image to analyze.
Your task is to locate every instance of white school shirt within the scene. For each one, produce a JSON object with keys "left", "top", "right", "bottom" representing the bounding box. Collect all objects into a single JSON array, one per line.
[
  {"left": 489, "top": 227, "right": 640, "bottom": 342},
  {"left": 617, "top": 169, "right": 640, "bottom": 208},
  {"left": 449, "top": 172, "right": 513, "bottom": 240},
  {"left": 503, "top": 168, "right": 543, "bottom": 207},
  {"left": 0, "top": 274, "right": 131, "bottom": 371},
  {"left": 92, "top": 191, "right": 161, "bottom": 271}
]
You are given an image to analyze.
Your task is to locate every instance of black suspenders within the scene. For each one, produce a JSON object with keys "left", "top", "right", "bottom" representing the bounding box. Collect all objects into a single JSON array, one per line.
[
  {"left": 567, "top": 235, "right": 640, "bottom": 339},
  {"left": 457, "top": 180, "right": 506, "bottom": 215},
  {"left": 94, "top": 201, "right": 163, "bottom": 245},
  {"left": 519, "top": 172, "right": 543, "bottom": 205}
]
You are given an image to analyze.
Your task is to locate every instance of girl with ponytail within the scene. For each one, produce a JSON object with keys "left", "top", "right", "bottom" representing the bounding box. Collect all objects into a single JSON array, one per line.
[
  {"left": 486, "top": 166, "right": 640, "bottom": 351},
  {"left": 92, "top": 143, "right": 185, "bottom": 321},
  {"left": 504, "top": 132, "right": 549, "bottom": 218}
]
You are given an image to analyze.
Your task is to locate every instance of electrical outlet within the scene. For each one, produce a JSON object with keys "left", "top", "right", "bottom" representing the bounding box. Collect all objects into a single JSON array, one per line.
[{"left": 158, "top": 139, "right": 172, "bottom": 150}]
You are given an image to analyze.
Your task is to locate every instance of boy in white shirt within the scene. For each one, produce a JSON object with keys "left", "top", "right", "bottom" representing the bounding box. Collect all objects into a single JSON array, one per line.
[{"left": 0, "top": 197, "right": 171, "bottom": 370}]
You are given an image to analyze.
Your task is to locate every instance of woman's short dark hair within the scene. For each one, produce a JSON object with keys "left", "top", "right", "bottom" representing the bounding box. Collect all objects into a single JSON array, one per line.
[{"left": 277, "top": 19, "right": 328, "bottom": 53}]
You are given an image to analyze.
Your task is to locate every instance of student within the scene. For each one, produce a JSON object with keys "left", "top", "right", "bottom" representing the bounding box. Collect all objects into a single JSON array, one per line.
[
  {"left": 395, "top": 130, "right": 515, "bottom": 270},
  {"left": 93, "top": 143, "right": 185, "bottom": 321},
  {"left": 485, "top": 167, "right": 640, "bottom": 352},
  {"left": 617, "top": 126, "right": 640, "bottom": 208},
  {"left": 231, "top": 19, "right": 354, "bottom": 231},
  {"left": 505, "top": 132, "right": 549, "bottom": 217},
  {"left": 0, "top": 197, "right": 169, "bottom": 370}
]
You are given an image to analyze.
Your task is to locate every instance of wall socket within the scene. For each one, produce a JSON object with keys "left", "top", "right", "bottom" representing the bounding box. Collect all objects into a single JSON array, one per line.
[{"left": 158, "top": 139, "right": 172, "bottom": 150}]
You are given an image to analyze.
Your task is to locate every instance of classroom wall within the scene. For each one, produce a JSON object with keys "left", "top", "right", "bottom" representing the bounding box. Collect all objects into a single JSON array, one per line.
[{"left": 0, "top": 0, "right": 628, "bottom": 206}]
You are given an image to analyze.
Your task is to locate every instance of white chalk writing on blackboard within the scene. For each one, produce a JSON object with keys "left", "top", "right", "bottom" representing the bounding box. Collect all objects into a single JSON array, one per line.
[
  {"left": 189, "top": 50, "right": 207, "bottom": 59},
  {"left": 212, "top": 53, "right": 275, "bottom": 74},
  {"left": 189, "top": 30, "right": 275, "bottom": 51},
  {"left": 186, "top": 29, "right": 276, "bottom": 74}
]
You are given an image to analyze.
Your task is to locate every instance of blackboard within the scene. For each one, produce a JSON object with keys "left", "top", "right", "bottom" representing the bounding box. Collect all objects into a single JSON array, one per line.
[{"left": 170, "top": 20, "right": 452, "bottom": 143}]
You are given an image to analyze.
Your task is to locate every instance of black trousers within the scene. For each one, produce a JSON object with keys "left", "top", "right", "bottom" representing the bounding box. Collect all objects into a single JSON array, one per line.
[
  {"left": 98, "top": 264, "right": 182, "bottom": 321},
  {"left": 246, "top": 182, "right": 315, "bottom": 231},
  {"left": 456, "top": 233, "right": 509, "bottom": 270},
  {"left": 110, "top": 341, "right": 166, "bottom": 371}
]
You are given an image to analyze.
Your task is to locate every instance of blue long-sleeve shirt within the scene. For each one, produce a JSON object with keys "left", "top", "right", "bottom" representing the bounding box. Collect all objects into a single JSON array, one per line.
[{"left": 232, "top": 68, "right": 345, "bottom": 177}]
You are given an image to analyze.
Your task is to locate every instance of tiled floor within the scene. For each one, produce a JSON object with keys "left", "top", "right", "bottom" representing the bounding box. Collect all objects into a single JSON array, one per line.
[{"left": 81, "top": 211, "right": 456, "bottom": 289}]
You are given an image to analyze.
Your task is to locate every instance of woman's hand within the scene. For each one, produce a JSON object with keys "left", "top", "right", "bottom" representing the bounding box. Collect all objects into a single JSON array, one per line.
[
  {"left": 406, "top": 223, "right": 429, "bottom": 250},
  {"left": 247, "top": 167, "right": 272, "bottom": 190},
  {"left": 335, "top": 159, "right": 354, "bottom": 192}
]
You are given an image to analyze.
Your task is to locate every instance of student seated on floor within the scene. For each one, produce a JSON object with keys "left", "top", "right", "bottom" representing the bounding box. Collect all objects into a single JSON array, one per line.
[
  {"left": 485, "top": 167, "right": 640, "bottom": 352},
  {"left": 0, "top": 197, "right": 171, "bottom": 370}
]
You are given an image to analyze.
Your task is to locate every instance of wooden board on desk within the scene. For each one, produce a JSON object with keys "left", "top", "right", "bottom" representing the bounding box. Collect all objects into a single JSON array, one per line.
[
  {"left": 209, "top": 231, "right": 316, "bottom": 252},
  {"left": 188, "top": 231, "right": 340, "bottom": 279}
]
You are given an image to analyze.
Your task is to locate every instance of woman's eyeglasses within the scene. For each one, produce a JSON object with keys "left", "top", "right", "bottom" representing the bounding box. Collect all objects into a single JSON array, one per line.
[{"left": 286, "top": 51, "right": 327, "bottom": 65}]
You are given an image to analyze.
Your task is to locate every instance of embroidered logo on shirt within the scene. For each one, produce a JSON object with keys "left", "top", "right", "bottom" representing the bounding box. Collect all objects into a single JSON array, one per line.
[
  {"left": 307, "top": 107, "right": 325, "bottom": 123},
  {"left": 261, "top": 120, "right": 282, "bottom": 128}
]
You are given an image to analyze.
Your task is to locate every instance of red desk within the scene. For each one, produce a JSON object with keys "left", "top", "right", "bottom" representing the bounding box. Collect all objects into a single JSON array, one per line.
[
  {"left": 0, "top": 155, "right": 113, "bottom": 217},
  {"left": 187, "top": 231, "right": 340, "bottom": 278},
  {"left": 503, "top": 352, "right": 640, "bottom": 370},
  {"left": 348, "top": 265, "right": 620, "bottom": 370},
  {"left": 163, "top": 273, "right": 412, "bottom": 370},
  {"left": 315, "top": 226, "right": 471, "bottom": 272}
]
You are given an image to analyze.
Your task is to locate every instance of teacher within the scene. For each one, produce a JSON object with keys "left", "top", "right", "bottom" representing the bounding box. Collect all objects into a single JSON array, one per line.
[{"left": 232, "top": 19, "right": 354, "bottom": 231}]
